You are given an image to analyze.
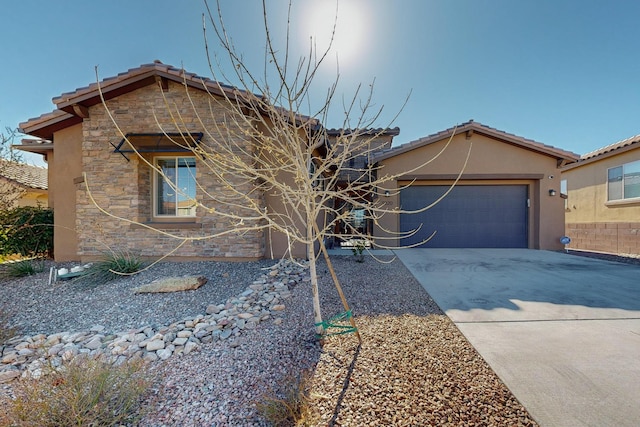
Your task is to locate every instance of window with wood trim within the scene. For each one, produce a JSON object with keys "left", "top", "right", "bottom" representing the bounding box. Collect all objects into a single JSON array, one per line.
[
  {"left": 153, "top": 157, "right": 197, "bottom": 218},
  {"left": 608, "top": 160, "right": 640, "bottom": 201}
]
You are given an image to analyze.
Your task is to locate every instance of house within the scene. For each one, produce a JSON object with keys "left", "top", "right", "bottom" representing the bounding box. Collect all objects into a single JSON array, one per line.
[
  {"left": 16, "top": 62, "right": 580, "bottom": 262},
  {"left": 561, "top": 135, "right": 640, "bottom": 256},
  {"left": 16, "top": 61, "right": 331, "bottom": 262},
  {"left": 0, "top": 159, "right": 48, "bottom": 208},
  {"left": 371, "top": 121, "right": 579, "bottom": 250},
  {"left": 325, "top": 127, "right": 399, "bottom": 244}
]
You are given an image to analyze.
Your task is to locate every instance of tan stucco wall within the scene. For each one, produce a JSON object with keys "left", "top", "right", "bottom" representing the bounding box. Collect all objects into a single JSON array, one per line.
[
  {"left": 562, "top": 149, "right": 640, "bottom": 223},
  {"left": 75, "top": 81, "right": 265, "bottom": 261},
  {"left": 50, "top": 124, "right": 83, "bottom": 261},
  {"left": 0, "top": 179, "right": 47, "bottom": 208},
  {"left": 562, "top": 148, "right": 640, "bottom": 255},
  {"left": 374, "top": 132, "right": 567, "bottom": 250},
  {"left": 15, "top": 190, "right": 48, "bottom": 207}
]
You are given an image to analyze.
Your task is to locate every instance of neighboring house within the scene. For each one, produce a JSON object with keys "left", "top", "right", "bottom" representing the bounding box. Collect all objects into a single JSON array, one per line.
[
  {"left": 371, "top": 121, "right": 579, "bottom": 250},
  {"left": 0, "top": 159, "right": 48, "bottom": 208},
  {"left": 15, "top": 62, "right": 580, "bottom": 262},
  {"left": 561, "top": 135, "right": 640, "bottom": 256}
]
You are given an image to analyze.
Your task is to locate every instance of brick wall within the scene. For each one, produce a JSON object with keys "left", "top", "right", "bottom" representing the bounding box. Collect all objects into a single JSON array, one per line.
[
  {"left": 565, "top": 222, "right": 640, "bottom": 256},
  {"left": 75, "top": 81, "right": 265, "bottom": 260}
]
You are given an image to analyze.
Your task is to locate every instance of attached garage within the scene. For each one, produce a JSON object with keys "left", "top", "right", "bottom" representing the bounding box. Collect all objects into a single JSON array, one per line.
[
  {"left": 372, "top": 120, "right": 580, "bottom": 251},
  {"left": 400, "top": 185, "right": 528, "bottom": 248}
]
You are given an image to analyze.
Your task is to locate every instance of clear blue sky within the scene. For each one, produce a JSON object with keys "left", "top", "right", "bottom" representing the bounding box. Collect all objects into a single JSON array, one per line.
[{"left": 2, "top": 0, "right": 640, "bottom": 167}]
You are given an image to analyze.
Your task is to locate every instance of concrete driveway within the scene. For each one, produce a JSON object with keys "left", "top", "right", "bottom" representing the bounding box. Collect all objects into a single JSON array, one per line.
[{"left": 395, "top": 249, "right": 640, "bottom": 427}]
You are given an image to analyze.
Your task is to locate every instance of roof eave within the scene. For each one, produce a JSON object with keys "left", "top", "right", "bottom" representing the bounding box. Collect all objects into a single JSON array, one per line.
[
  {"left": 562, "top": 140, "right": 640, "bottom": 171},
  {"left": 372, "top": 121, "right": 579, "bottom": 163},
  {"left": 19, "top": 111, "right": 81, "bottom": 140}
]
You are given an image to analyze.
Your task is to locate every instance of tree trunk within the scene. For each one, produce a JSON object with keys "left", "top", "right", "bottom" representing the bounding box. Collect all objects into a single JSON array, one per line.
[{"left": 308, "top": 227, "right": 323, "bottom": 337}]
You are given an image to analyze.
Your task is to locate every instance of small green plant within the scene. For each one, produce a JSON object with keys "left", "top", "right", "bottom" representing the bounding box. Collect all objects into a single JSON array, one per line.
[
  {"left": 351, "top": 240, "right": 367, "bottom": 263},
  {"left": 257, "top": 370, "right": 314, "bottom": 427},
  {"left": 3, "top": 258, "right": 45, "bottom": 278},
  {"left": 88, "top": 251, "right": 145, "bottom": 283},
  {"left": 0, "top": 356, "right": 152, "bottom": 426}
]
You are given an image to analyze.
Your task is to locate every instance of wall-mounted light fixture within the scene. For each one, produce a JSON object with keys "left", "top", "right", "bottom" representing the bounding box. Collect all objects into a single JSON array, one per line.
[
  {"left": 549, "top": 189, "right": 557, "bottom": 196},
  {"left": 384, "top": 190, "right": 390, "bottom": 197}
]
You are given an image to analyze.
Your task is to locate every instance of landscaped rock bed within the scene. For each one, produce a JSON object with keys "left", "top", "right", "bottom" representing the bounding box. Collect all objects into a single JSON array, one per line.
[
  {"left": 1, "top": 255, "right": 540, "bottom": 426},
  {"left": 0, "top": 259, "right": 305, "bottom": 382}
]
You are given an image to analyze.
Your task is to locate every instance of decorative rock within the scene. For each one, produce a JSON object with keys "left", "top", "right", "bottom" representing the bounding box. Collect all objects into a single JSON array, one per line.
[
  {"left": 0, "top": 370, "right": 21, "bottom": 384},
  {"left": 83, "top": 337, "right": 103, "bottom": 351},
  {"left": 0, "top": 258, "right": 306, "bottom": 380},
  {"left": 47, "top": 343, "right": 65, "bottom": 356},
  {"left": 157, "top": 348, "right": 173, "bottom": 360},
  {"left": 146, "top": 340, "right": 165, "bottom": 351},
  {"left": 172, "top": 337, "right": 188, "bottom": 346},
  {"left": 184, "top": 341, "right": 198, "bottom": 355},
  {"left": 1, "top": 353, "right": 17, "bottom": 364},
  {"left": 143, "top": 352, "right": 159, "bottom": 363},
  {"left": 133, "top": 276, "right": 208, "bottom": 294}
]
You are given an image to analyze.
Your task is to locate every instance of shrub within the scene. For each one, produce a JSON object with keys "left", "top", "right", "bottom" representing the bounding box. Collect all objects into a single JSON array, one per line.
[
  {"left": 0, "top": 206, "right": 53, "bottom": 258},
  {"left": 2, "top": 258, "right": 45, "bottom": 278},
  {"left": 257, "top": 370, "right": 314, "bottom": 427},
  {"left": 0, "top": 356, "right": 151, "bottom": 426},
  {"left": 87, "top": 251, "right": 145, "bottom": 283}
]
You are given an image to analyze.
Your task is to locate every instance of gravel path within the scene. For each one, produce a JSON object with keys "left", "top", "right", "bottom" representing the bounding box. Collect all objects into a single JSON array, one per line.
[{"left": 1, "top": 255, "right": 539, "bottom": 426}]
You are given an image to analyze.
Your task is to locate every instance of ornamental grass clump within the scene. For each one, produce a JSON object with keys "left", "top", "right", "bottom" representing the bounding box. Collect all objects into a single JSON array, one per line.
[
  {"left": 0, "top": 356, "right": 152, "bottom": 426},
  {"left": 256, "top": 370, "right": 315, "bottom": 427},
  {"left": 87, "top": 251, "right": 145, "bottom": 284},
  {"left": 1, "top": 258, "right": 45, "bottom": 278}
]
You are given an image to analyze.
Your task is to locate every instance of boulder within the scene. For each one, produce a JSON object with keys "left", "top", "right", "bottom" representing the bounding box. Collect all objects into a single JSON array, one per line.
[{"left": 133, "top": 276, "right": 208, "bottom": 294}]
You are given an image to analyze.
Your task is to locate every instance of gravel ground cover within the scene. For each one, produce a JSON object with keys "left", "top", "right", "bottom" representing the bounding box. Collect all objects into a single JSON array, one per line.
[
  {"left": 0, "top": 255, "right": 543, "bottom": 425},
  {"left": 0, "top": 259, "right": 275, "bottom": 335}
]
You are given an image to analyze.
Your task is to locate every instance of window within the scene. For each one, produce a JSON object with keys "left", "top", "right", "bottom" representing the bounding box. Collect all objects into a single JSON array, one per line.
[
  {"left": 154, "top": 157, "right": 197, "bottom": 217},
  {"left": 560, "top": 179, "right": 568, "bottom": 209},
  {"left": 608, "top": 160, "right": 640, "bottom": 201}
]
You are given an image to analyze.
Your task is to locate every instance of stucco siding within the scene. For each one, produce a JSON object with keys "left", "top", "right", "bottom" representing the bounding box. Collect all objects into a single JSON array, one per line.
[
  {"left": 562, "top": 148, "right": 640, "bottom": 255},
  {"left": 375, "top": 133, "right": 566, "bottom": 250}
]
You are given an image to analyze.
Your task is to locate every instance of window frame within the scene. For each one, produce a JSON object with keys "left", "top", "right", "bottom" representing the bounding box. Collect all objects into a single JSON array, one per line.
[
  {"left": 152, "top": 155, "right": 197, "bottom": 221},
  {"left": 607, "top": 160, "right": 640, "bottom": 203}
]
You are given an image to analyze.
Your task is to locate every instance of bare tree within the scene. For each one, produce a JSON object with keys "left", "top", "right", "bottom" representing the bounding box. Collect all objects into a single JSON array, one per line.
[
  {"left": 0, "top": 127, "right": 24, "bottom": 210},
  {"left": 90, "top": 0, "right": 469, "bottom": 339}
]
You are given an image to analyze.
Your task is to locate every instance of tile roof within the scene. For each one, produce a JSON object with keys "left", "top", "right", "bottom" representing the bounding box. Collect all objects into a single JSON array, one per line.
[
  {"left": 371, "top": 120, "right": 580, "bottom": 162},
  {"left": 51, "top": 60, "right": 238, "bottom": 110},
  {"left": 19, "top": 60, "right": 310, "bottom": 140},
  {"left": 581, "top": 134, "right": 640, "bottom": 160},
  {"left": 0, "top": 159, "right": 47, "bottom": 190},
  {"left": 326, "top": 127, "right": 400, "bottom": 137}
]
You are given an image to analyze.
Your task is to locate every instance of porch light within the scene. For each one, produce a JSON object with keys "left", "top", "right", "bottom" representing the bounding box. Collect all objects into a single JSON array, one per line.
[
  {"left": 384, "top": 190, "right": 390, "bottom": 197},
  {"left": 549, "top": 189, "right": 557, "bottom": 196}
]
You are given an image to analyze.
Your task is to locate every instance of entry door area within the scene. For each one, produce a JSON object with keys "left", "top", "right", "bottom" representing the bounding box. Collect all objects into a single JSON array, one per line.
[{"left": 400, "top": 185, "right": 528, "bottom": 248}]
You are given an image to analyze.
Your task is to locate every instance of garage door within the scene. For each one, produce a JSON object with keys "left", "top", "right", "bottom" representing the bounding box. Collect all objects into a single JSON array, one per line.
[{"left": 400, "top": 185, "right": 528, "bottom": 248}]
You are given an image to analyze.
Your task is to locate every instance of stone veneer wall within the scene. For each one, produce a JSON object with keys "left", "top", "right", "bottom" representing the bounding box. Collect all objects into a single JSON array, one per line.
[
  {"left": 76, "top": 81, "right": 265, "bottom": 260},
  {"left": 566, "top": 222, "right": 640, "bottom": 256}
]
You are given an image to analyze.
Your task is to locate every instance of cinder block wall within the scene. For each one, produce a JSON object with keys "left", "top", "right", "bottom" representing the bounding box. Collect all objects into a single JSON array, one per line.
[
  {"left": 75, "top": 82, "right": 265, "bottom": 260},
  {"left": 566, "top": 222, "right": 640, "bottom": 256}
]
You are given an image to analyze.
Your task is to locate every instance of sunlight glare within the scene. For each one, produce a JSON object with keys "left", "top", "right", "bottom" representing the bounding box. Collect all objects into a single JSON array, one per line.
[{"left": 300, "top": 0, "right": 368, "bottom": 68}]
